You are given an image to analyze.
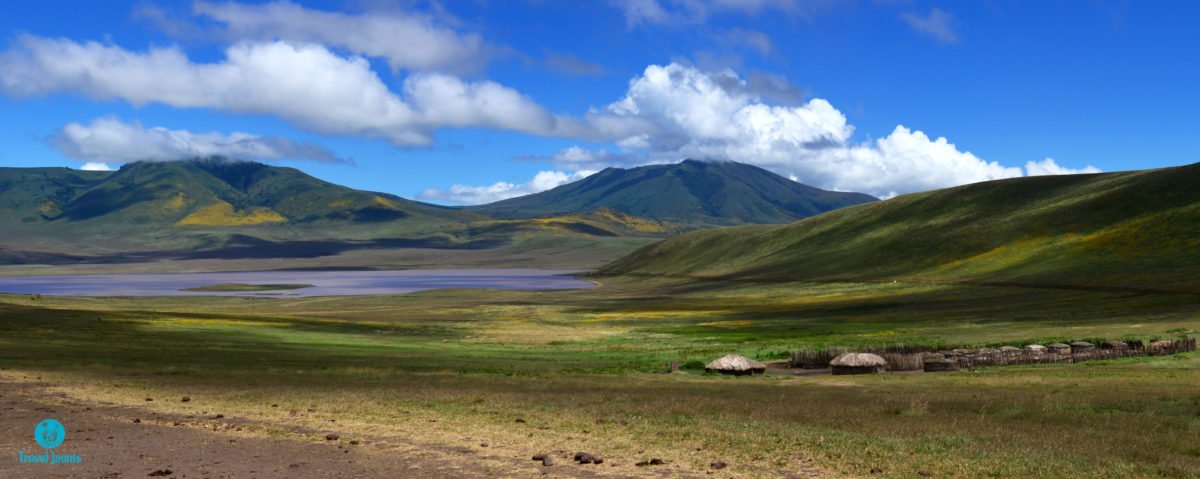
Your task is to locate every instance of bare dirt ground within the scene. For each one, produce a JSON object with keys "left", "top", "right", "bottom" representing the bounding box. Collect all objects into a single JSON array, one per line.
[{"left": 0, "top": 380, "right": 729, "bottom": 479}]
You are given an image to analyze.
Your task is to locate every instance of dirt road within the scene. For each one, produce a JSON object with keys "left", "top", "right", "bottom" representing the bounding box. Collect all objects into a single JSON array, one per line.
[{"left": 0, "top": 380, "right": 689, "bottom": 479}]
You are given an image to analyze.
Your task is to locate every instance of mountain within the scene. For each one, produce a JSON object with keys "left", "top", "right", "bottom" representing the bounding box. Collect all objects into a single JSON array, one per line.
[
  {"left": 469, "top": 159, "right": 877, "bottom": 227},
  {"left": 0, "top": 158, "right": 675, "bottom": 267},
  {"left": 600, "top": 162, "right": 1200, "bottom": 293},
  {"left": 1, "top": 159, "right": 469, "bottom": 227}
]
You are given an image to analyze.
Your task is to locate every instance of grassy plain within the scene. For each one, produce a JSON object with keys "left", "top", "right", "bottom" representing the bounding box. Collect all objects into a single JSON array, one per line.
[{"left": 1, "top": 277, "right": 1198, "bottom": 478}]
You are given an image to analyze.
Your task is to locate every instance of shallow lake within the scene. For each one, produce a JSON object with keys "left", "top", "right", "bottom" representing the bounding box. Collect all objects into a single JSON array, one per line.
[{"left": 0, "top": 269, "right": 592, "bottom": 297}]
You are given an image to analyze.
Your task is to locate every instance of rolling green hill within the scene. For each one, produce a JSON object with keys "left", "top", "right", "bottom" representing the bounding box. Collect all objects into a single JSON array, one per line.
[
  {"left": 4, "top": 159, "right": 471, "bottom": 226},
  {"left": 0, "top": 159, "right": 684, "bottom": 268},
  {"left": 469, "top": 159, "right": 877, "bottom": 227},
  {"left": 600, "top": 162, "right": 1200, "bottom": 293}
]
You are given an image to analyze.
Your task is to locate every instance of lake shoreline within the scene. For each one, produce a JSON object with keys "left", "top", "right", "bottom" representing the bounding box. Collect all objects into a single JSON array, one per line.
[{"left": 0, "top": 269, "right": 593, "bottom": 298}]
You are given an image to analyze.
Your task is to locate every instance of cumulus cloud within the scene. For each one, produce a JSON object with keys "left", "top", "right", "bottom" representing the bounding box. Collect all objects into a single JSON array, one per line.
[
  {"left": 193, "top": 0, "right": 490, "bottom": 73},
  {"left": 0, "top": 35, "right": 564, "bottom": 146},
  {"left": 1025, "top": 158, "right": 1102, "bottom": 176},
  {"left": 901, "top": 8, "right": 959, "bottom": 44},
  {"left": 50, "top": 117, "right": 349, "bottom": 164},
  {"left": 418, "top": 170, "right": 596, "bottom": 205},
  {"left": 530, "top": 63, "right": 1092, "bottom": 198},
  {"left": 80, "top": 162, "right": 115, "bottom": 171},
  {"left": 518, "top": 146, "right": 651, "bottom": 170}
]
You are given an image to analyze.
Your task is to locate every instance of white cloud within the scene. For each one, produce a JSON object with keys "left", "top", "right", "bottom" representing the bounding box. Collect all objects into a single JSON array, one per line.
[
  {"left": 901, "top": 8, "right": 959, "bottom": 44},
  {"left": 418, "top": 170, "right": 596, "bottom": 205},
  {"left": 51, "top": 117, "right": 348, "bottom": 164},
  {"left": 613, "top": 0, "right": 813, "bottom": 27},
  {"left": 521, "top": 146, "right": 650, "bottom": 170},
  {"left": 536, "top": 63, "right": 1089, "bottom": 198},
  {"left": 1025, "top": 158, "right": 1102, "bottom": 176},
  {"left": 0, "top": 35, "right": 564, "bottom": 146},
  {"left": 79, "top": 162, "right": 115, "bottom": 171},
  {"left": 193, "top": 1, "right": 490, "bottom": 74}
]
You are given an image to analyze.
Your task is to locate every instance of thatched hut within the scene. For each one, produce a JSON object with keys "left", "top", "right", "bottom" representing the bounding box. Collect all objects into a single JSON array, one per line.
[
  {"left": 705, "top": 354, "right": 766, "bottom": 376},
  {"left": 1023, "top": 344, "right": 1047, "bottom": 353},
  {"left": 1070, "top": 341, "right": 1096, "bottom": 352},
  {"left": 831, "top": 353, "right": 887, "bottom": 375},
  {"left": 1148, "top": 339, "right": 1175, "bottom": 350},
  {"left": 997, "top": 346, "right": 1022, "bottom": 364},
  {"left": 1047, "top": 343, "right": 1071, "bottom": 355}
]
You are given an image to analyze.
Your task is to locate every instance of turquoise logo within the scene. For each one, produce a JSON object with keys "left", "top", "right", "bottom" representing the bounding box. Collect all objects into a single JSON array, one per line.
[
  {"left": 34, "top": 419, "right": 65, "bottom": 449},
  {"left": 18, "top": 418, "right": 81, "bottom": 464}
]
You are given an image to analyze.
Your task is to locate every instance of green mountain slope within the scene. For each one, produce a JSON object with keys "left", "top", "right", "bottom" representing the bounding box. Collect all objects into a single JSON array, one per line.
[
  {"left": 0, "top": 158, "right": 679, "bottom": 267},
  {"left": 0, "top": 167, "right": 110, "bottom": 223},
  {"left": 43, "top": 159, "right": 473, "bottom": 226},
  {"left": 469, "top": 159, "right": 877, "bottom": 227},
  {"left": 600, "top": 162, "right": 1200, "bottom": 293}
]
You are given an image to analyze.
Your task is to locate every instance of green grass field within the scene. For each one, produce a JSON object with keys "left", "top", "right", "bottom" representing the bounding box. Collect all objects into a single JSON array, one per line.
[{"left": 2, "top": 277, "right": 1198, "bottom": 478}]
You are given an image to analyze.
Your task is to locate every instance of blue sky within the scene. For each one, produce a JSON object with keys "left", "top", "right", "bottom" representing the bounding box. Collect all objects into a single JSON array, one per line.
[{"left": 1, "top": 1, "right": 1197, "bottom": 203}]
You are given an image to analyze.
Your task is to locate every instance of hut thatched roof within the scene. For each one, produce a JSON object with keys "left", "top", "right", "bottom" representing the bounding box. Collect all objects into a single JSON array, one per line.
[
  {"left": 1101, "top": 340, "right": 1129, "bottom": 349},
  {"left": 1023, "top": 344, "right": 1047, "bottom": 351},
  {"left": 999, "top": 346, "right": 1021, "bottom": 352},
  {"left": 1070, "top": 341, "right": 1095, "bottom": 348},
  {"left": 705, "top": 354, "right": 766, "bottom": 372},
  {"left": 1047, "top": 343, "right": 1070, "bottom": 348},
  {"left": 830, "top": 352, "right": 887, "bottom": 367}
]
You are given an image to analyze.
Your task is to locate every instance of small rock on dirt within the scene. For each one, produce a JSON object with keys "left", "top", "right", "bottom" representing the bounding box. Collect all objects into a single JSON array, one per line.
[
  {"left": 180, "top": 396, "right": 190, "bottom": 403},
  {"left": 574, "top": 452, "right": 604, "bottom": 464},
  {"left": 515, "top": 418, "right": 527, "bottom": 423},
  {"left": 147, "top": 469, "right": 172, "bottom": 477},
  {"left": 870, "top": 467, "right": 884, "bottom": 474},
  {"left": 919, "top": 471, "right": 933, "bottom": 477},
  {"left": 710, "top": 461, "right": 727, "bottom": 470},
  {"left": 325, "top": 434, "right": 339, "bottom": 441}
]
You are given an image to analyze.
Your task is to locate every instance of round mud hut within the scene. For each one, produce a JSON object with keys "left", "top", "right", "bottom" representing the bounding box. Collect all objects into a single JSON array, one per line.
[
  {"left": 1070, "top": 341, "right": 1096, "bottom": 352},
  {"left": 976, "top": 347, "right": 1001, "bottom": 357},
  {"left": 1101, "top": 340, "right": 1129, "bottom": 350},
  {"left": 705, "top": 354, "right": 766, "bottom": 376},
  {"left": 831, "top": 353, "right": 887, "bottom": 375}
]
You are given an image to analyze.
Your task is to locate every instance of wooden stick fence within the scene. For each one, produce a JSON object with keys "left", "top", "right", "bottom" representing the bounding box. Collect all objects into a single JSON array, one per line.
[{"left": 789, "top": 337, "right": 1196, "bottom": 372}]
